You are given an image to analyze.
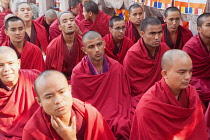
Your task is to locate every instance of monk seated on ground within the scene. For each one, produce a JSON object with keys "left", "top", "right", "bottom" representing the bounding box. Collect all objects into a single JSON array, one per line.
[
  {"left": 130, "top": 49, "right": 208, "bottom": 140},
  {"left": 0, "top": 46, "right": 40, "bottom": 139},
  {"left": 23, "top": 70, "right": 115, "bottom": 140},
  {"left": 162, "top": 7, "right": 193, "bottom": 49},
  {"left": 103, "top": 16, "right": 134, "bottom": 64},
  {"left": 71, "top": 31, "right": 134, "bottom": 139}
]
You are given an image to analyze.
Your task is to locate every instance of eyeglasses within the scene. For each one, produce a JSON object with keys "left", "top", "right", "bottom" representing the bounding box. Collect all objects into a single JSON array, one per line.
[{"left": 114, "top": 26, "right": 126, "bottom": 32}]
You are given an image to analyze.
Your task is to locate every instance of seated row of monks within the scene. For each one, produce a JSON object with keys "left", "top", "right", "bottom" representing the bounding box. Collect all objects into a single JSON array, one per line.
[{"left": 0, "top": 1, "right": 210, "bottom": 140}]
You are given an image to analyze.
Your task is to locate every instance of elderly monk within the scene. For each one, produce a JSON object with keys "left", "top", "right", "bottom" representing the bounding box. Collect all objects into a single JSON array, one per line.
[
  {"left": 15, "top": 2, "right": 49, "bottom": 53},
  {"left": 23, "top": 70, "right": 115, "bottom": 140},
  {"left": 125, "top": 4, "right": 144, "bottom": 43},
  {"left": 162, "top": 7, "right": 193, "bottom": 49},
  {"left": 46, "top": 11, "right": 84, "bottom": 82},
  {"left": 35, "top": 9, "right": 57, "bottom": 36},
  {"left": 82, "top": 1, "right": 111, "bottom": 37},
  {"left": 2, "top": 16, "right": 45, "bottom": 72},
  {"left": 0, "top": 46, "right": 40, "bottom": 139},
  {"left": 130, "top": 49, "right": 208, "bottom": 140},
  {"left": 123, "top": 17, "right": 170, "bottom": 99},
  {"left": 71, "top": 31, "right": 133, "bottom": 139},
  {"left": 183, "top": 13, "right": 210, "bottom": 107},
  {"left": 103, "top": 16, "right": 134, "bottom": 64}
]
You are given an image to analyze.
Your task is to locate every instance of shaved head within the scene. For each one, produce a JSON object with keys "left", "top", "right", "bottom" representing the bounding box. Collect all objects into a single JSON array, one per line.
[
  {"left": 4, "top": 14, "right": 15, "bottom": 23},
  {"left": 0, "top": 46, "right": 18, "bottom": 59},
  {"left": 161, "top": 49, "right": 190, "bottom": 71},
  {"left": 34, "top": 70, "right": 68, "bottom": 97},
  {"left": 82, "top": 31, "right": 101, "bottom": 45},
  {"left": 45, "top": 9, "right": 57, "bottom": 18}
]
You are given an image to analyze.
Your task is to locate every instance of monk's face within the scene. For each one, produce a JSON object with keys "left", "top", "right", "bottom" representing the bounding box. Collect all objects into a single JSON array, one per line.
[
  {"left": 5, "top": 20, "right": 26, "bottom": 43},
  {"left": 59, "top": 13, "right": 76, "bottom": 34},
  {"left": 45, "top": 17, "right": 57, "bottom": 26},
  {"left": 82, "top": 36, "right": 105, "bottom": 63},
  {"left": 70, "top": 3, "right": 79, "bottom": 16},
  {"left": 110, "top": 20, "right": 126, "bottom": 41},
  {"left": 197, "top": 16, "right": 210, "bottom": 38},
  {"left": 129, "top": 7, "right": 144, "bottom": 26},
  {"left": 82, "top": 7, "right": 91, "bottom": 20},
  {"left": 16, "top": 3, "right": 33, "bottom": 22},
  {"left": 140, "top": 24, "right": 162, "bottom": 48},
  {"left": 164, "top": 11, "right": 181, "bottom": 33},
  {"left": 0, "top": 52, "right": 20, "bottom": 87},
  {"left": 163, "top": 56, "right": 192, "bottom": 93},
  {"left": 36, "top": 75, "right": 73, "bottom": 117}
]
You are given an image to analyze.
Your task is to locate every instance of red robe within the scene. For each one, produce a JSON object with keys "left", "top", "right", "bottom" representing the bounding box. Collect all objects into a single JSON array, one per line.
[
  {"left": 23, "top": 98, "right": 115, "bottom": 140},
  {"left": 75, "top": 3, "right": 85, "bottom": 21},
  {"left": 81, "top": 10, "right": 111, "bottom": 37},
  {"left": 2, "top": 40, "right": 45, "bottom": 72},
  {"left": 0, "top": 25, "right": 6, "bottom": 45},
  {"left": 162, "top": 24, "right": 193, "bottom": 49},
  {"left": 205, "top": 103, "right": 210, "bottom": 139},
  {"left": 124, "top": 20, "right": 140, "bottom": 43},
  {"left": 130, "top": 78, "right": 208, "bottom": 140},
  {"left": 71, "top": 55, "right": 133, "bottom": 139},
  {"left": 0, "top": 69, "right": 40, "bottom": 139},
  {"left": 123, "top": 38, "right": 170, "bottom": 98},
  {"left": 182, "top": 34, "right": 210, "bottom": 107},
  {"left": 49, "top": 18, "right": 85, "bottom": 41},
  {"left": 0, "top": 8, "right": 12, "bottom": 32},
  {"left": 103, "top": 33, "right": 134, "bottom": 64},
  {"left": 35, "top": 15, "right": 45, "bottom": 25},
  {"left": 46, "top": 33, "right": 84, "bottom": 81}
]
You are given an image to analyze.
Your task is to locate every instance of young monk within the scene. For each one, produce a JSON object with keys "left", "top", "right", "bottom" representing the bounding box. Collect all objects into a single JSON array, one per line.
[
  {"left": 125, "top": 4, "right": 144, "bottom": 43},
  {"left": 130, "top": 49, "right": 208, "bottom": 140},
  {"left": 2, "top": 16, "right": 45, "bottom": 72},
  {"left": 23, "top": 70, "right": 115, "bottom": 140},
  {"left": 46, "top": 11, "right": 84, "bottom": 82},
  {"left": 103, "top": 16, "right": 134, "bottom": 64},
  {"left": 71, "top": 31, "right": 134, "bottom": 139},
  {"left": 35, "top": 9, "right": 57, "bottom": 36},
  {"left": 15, "top": 2, "right": 49, "bottom": 53},
  {"left": 162, "top": 7, "right": 193, "bottom": 49},
  {"left": 0, "top": 46, "right": 40, "bottom": 139},
  {"left": 82, "top": 1, "right": 111, "bottom": 37},
  {"left": 183, "top": 13, "right": 210, "bottom": 107},
  {"left": 123, "top": 17, "right": 170, "bottom": 99}
]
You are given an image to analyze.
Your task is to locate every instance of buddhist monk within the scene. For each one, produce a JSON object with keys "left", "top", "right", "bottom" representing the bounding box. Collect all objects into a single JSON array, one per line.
[
  {"left": 35, "top": 9, "right": 57, "bottom": 36},
  {"left": 0, "top": 0, "right": 12, "bottom": 31},
  {"left": 3, "top": 16, "right": 45, "bottom": 72},
  {"left": 162, "top": 7, "right": 193, "bottom": 49},
  {"left": 103, "top": 16, "right": 134, "bottom": 64},
  {"left": 74, "top": 0, "right": 92, "bottom": 21},
  {"left": 130, "top": 49, "right": 208, "bottom": 140},
  {"left": 125, "top": 4, "right": 144, "bottom": 43},
  {"left": 123, "top": 17, "right": 170, "bottom": 99},
  {"left": 23, "top": 70, "right": 115, "bottom": 140},
  {"left": 183, "top": 13, "right": 210, "bottom": 107},
  {"left": 46, "top": 11, "right": 84, "bottom": 82},
  {"left": 0, "top": 46, "right": 40, "bottom": 139},
  {"left": 82, "top": 1, "right": 111, "bottom": 37},
  {"left": 71, "top": 31, "right": 133, "bottom": 139},
  {"left": 15, "top": 2, "right": 49, "bottom": 53}
]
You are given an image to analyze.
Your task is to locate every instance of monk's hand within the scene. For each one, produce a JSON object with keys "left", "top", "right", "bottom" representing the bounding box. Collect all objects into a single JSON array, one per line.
[{"left": 51, "top": 116, "right": 77, "bottom": 140}]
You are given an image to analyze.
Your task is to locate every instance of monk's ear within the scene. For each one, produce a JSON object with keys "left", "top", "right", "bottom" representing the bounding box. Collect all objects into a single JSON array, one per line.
[
  {"left": 163, "top": 16, "right": 166, "bottom": 22},
  {"left": 35, "top": 97, "right": 42, "bottom": 106},
  {"left": 17, "top": 59, "right": 21, "bottom": 68},
  {"left": 81, "top": 47, "right": 87, "bottom": 54},
  {"left": 58, "top": 24, "right": 61, "bottom": 30},
  {"left": 161, "top": 69, "right": 168, "bottom": 79},
  {"left": 140, "top": 31, "right": 144, "bottom": 38},
  {"left": 109, "top": 27, "right": 113, "bottom": 33},
  {"left": 4, "top": 29, "right": 8, "bottom": 36},
  {"left": 197, "top": 26, "right": 201, "bottom": 33},
  {"left": 89, "top": 11, "right": 92, "bottom": 17},
  {"left": 103, "top": 40, "right": 106, "bottom": 49}
]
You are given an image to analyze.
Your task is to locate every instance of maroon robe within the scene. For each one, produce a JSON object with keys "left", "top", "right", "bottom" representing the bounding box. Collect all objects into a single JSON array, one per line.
[
  {"left": 35, "top": 15, "right": 50, "bottom": 36},
  {"left": 0, "top": 25, "right": 6, "bottom": 45},
  {"left": 0, "top": 8, "right": 12, "bottom": 32},
  {"left": 162, "top": 24, "right": 193, "bottom": 49},
  {"left": 103, "top": 33, "right": 134, "bottom": 64},
  {"left": 75, "top": 3, "right": 85, "bottom": 21},
  {"left": 71, "top": 55, "right": 133, "bottom": 139},
  {"left": 81, "top": 10, "right": 111, "bottom": 37},
  {"left": 23, "top": 98, "right": 115, "bottom": 140},
  {"left": 49, "top": 18, "right": 85, "bottom": 41},
  {"left": 123, "top": 38, "right": 170, "bottom": 99},
  {"left": 182, "top": 34, "right": 210, "bottom": 107},
  {"left": 46, "top": 33, "right": 84, "bottom": 81},
  {"left": 130, "top": 78, "right": 208, "bottom": 140},
  {"left": 0, "top": 69, "right": 40, "bottom": 139},
  {"left": 124, "top": 20, "right": 141, "bottom": 43},
  {"left": 2, "top": 40, "right": 45, "bottom": 72}
]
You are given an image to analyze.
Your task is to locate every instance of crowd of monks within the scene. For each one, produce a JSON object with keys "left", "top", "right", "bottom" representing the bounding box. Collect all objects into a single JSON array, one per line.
[{"left": 0, "top": 0, "right": 210, "bottom": 139}]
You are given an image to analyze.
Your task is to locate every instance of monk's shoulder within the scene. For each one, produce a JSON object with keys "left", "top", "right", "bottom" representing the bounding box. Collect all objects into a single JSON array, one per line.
[
  {"left": 159, "top": 42, "right": 170, "bottom": 51},
  {"left": 20, "top": 69, "right": 41, "bottom": 81},
  {"left": 183, "top": 35, "right": 201, "bottom": 50}
]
